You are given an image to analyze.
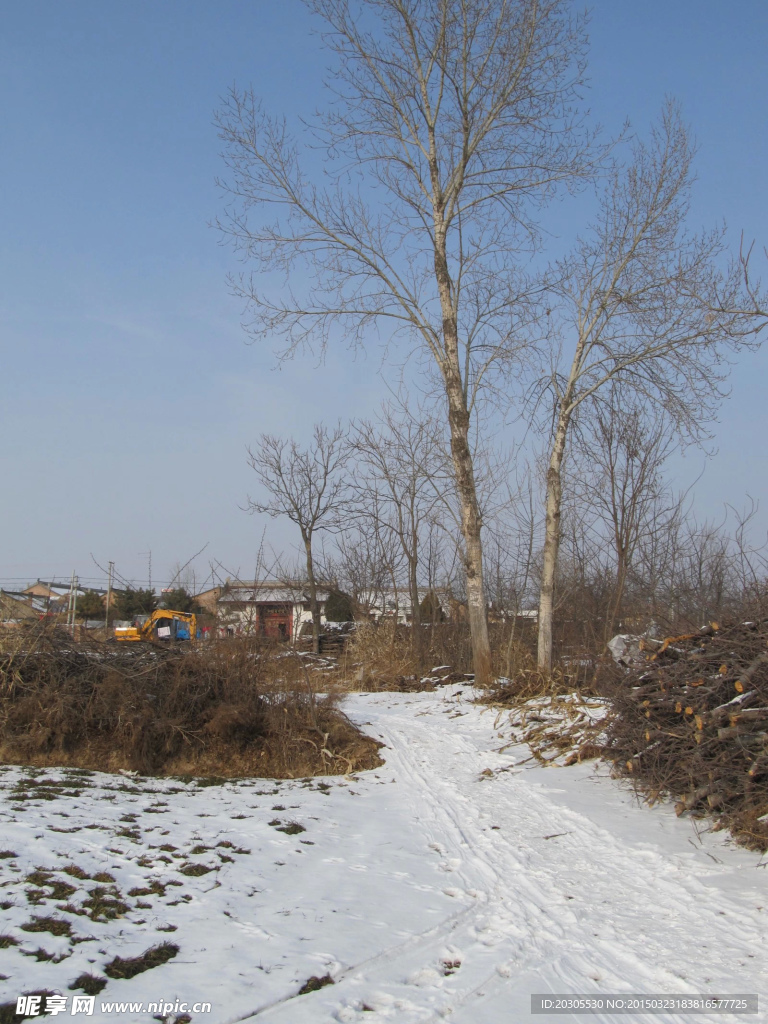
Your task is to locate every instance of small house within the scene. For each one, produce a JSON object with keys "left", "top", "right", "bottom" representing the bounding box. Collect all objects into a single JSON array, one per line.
[{"left": 215, "top": 580, "right": 331, "bottom": 641}]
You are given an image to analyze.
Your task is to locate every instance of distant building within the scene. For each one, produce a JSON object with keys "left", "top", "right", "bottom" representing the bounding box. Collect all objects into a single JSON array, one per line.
[
  {"left": 23, "top": 580, "right": 109, "bottom": 611},
  {"left": 215, "top": 580, "right": 331, "bottom": 641},
  {"left": 25, "top": 580, "right": 79, "bottom": 601},
  {"left": 362, "top": 592, "right": 537, "bottom": 625},
  {"left": 0, "top": 590, "right": 50, "bottom": 623},
  {"left": 487, "top": 606, "right": 538, "bottom": 624},
  {"left": 360, "top": 588, "right": 452, "bottom": 624},
  {"left": 192, "top": 586, "right": 223, "bottom": 616},
  {"left": 197, "top": 579, "right": 535, "bottom": 638}
]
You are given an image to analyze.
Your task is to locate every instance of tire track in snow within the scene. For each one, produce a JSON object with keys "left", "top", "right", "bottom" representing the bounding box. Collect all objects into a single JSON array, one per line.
[
  {"left": 334, "top": 696, "right": 678, "bottom": 1022},
  {"left": 244, "top": 689, "right": 768, "bottom": 1024}
]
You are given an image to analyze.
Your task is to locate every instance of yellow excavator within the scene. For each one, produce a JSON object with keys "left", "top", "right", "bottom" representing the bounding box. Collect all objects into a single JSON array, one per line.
[{"left": 115, "top": 609, "right": 198, "bottom": 642}]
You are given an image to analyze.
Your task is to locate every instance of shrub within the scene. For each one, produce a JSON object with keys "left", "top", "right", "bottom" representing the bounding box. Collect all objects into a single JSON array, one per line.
[
  {"left": 0, "top": 626, "right": 381, "bottom": 778},
  {"left": 419, "top": 591, "right": 445, "bottom": 623},
  {"left": 324, "top": 590, "right": 354, "bottom": 622}
]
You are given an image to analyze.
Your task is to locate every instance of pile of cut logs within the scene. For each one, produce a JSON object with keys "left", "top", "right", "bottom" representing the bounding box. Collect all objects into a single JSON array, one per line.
[{"left": 603, "top": 621, "right": 768, "bottom": 850}]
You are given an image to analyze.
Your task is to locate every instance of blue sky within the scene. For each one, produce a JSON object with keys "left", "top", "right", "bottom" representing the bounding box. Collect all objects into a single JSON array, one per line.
[{"left": 1, "top": 1, "right": 767, "bottom": 590}]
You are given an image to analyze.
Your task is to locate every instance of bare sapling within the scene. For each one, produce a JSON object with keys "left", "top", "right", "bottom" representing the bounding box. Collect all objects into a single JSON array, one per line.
[
  {"left": 247, "top": 423, "right": 349, "bottom": 654},
  {"left": 350, "top": 401, "right": 447, "bottom": 671},
  {"left": 572, "top": 396, "right": 681, "bottom": 641}
]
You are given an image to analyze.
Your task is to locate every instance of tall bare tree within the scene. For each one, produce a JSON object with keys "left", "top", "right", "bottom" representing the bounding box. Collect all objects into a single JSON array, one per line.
[
  {"left": 247, "top": 423, "right": 349, "bottom": 653},
  {"left": 217, "top": 0, "right": 597, "bottom": 683},
  {"left": 535, "top": 102, "right": 767, "bottom": 672}
]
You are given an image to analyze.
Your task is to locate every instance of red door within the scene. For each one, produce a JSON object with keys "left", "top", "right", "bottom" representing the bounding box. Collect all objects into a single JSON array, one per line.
[{"left": 260, "top": 604, "right": 293, "bottom": 641}]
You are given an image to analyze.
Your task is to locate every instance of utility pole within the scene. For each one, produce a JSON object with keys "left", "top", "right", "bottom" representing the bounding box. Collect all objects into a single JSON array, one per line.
[
  {"left": 66, "top": 573, "right": 73, "bottom": 629},
  {"left": 66, "top": 572, "right": 78, "bottom": 635},
  {"left": 105, "top": 561, "right": 114, "bottom": 635}
]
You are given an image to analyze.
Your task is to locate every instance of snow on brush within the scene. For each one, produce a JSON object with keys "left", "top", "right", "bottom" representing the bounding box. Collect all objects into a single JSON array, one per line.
[{"left": 0, "top": 684, "right": 766, "bottom": 1024}]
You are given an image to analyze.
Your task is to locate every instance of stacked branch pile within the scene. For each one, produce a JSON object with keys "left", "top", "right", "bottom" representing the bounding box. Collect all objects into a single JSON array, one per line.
[{"left": 603, "top": 622, "right": 768, "bottom": 849}]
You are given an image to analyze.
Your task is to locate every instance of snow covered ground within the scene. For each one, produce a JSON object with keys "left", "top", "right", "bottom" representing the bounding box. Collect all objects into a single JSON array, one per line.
[{"left": 0, "top": 685, "right": 765, "bottom": 1023}]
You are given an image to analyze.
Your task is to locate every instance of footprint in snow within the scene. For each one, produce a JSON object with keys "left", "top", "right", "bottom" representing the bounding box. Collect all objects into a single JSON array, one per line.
[
  {"left": 407, "top": 966, "right": 444, "bottom": 987},
  {"left": 439, "top": 945, "right": 463, "bottom": 974},
  {"left": 438, "top": 858, "right": 461, "bottom": 872},
  {"left": 334, "top": 993, "right": 418, "bottom": 1022}
]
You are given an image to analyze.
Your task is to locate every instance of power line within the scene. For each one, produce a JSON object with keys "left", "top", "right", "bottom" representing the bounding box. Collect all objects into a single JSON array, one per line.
[{"left": 0, "top": 576, "right": 215, "bottom": 591}]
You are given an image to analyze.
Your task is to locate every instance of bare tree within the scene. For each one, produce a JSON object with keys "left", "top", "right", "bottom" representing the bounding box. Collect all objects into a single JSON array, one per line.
[
  {"left": 329, "top": 514, "right": 395, "bottom": 620},
  {"left": 247, "top": 423, "right": 349, "bottom": 653},
  {"left": 216, "top": 0, "right": 598, "bottom": 683},
  {"left": 535, "top": 102, "right": 767, "bottom": 671},
  {"left": 351, "top": 401, "right": 447, "bottom": 668},
  {"left": 656, "top": 502, "right": 768, "bottom": 628},
  {"left": 554, "top": 510, "right": 614, "bottom": 651},
  {"left": 572, "top": 395, "right": 681, "bottom": 640},
  {"left": 730, "top": 500, "right": 768, "bottom": 618}
]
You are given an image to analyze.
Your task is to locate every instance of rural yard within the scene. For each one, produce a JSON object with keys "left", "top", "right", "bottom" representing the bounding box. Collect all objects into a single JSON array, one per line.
[
  {"left": 4, "top": 3, "right": 768, "bottom": 1023},
  {"left": 1, "top": 685, "right": 765, "bottom": 1024}
]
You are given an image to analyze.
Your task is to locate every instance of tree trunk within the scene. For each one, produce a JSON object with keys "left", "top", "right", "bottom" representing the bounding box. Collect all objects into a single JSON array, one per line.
[
  {"left": 604, "top": 547, "right": 628, "bottom": 643},
  {"left": 409, "top": 551, "right": 422, "bottom": 673},
  {"left": 432, "top": 218, "right": 492, "bottom": 684},
  {"left": 538, "top": 409, "right": 570, "bottom": 674},
  {"left": 387, "top": 563, "right": 400, "bottom": 657},
  {"left": 303, "top": 533, "right": 321, "bottom": 655},
  {"left": 443, "top": 377, "right": 492, "bottom": 683}
]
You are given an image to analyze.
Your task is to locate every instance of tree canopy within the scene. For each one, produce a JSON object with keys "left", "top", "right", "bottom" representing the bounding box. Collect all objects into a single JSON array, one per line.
[
  {"left": 113, "top": 588, "right": 157, "bottom": 620},
  {"left": 76, "top": 590, "right": 105, "bottom": 621},
  {"left": 159, "top": 588, "right": 200, "bottom": 614},
  {"left": 325, "top": 589, "right": 354, "bottom": 622}
]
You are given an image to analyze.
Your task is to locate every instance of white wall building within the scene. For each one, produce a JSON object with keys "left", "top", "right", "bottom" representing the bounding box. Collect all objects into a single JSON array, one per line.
[{"left": 215, "top": 581, "right": 331, "bottom": 641}]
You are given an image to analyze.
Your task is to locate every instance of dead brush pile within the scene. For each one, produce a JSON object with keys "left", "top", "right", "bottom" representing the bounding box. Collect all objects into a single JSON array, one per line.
[
  {"left": 0, "top": 625, "right": 381, "bottom": 777},
  {"left": 483, "top": 649, "right": 609, "bottom": 765},
  {"left": 492, "top": 695, "right": 609, "bottom": 766},
  {"left": 601, "top": 621, "right": 768, "bottom": 850}
]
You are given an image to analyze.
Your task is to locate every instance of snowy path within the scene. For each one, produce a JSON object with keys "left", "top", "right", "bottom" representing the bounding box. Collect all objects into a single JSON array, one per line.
[
  {"left": 257, "top": 687, "right": 767, "bottom": 1023},
  {"left": 0, "top": 686, "right": 765, "bottom": 1024}
]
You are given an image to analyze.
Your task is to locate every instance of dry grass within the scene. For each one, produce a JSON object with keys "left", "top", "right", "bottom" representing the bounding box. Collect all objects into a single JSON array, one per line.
[
  {"left": 81, "top": 886, "right": 130, "bottom": 921},
  {"left": 103, "top": 941, "right": 179, "bottom": 979},
  {"left": 20, "top": 915, "right": 72, "bottom": 937},
  {"left": 342, "top": 619, "right": 572, "bottom": 694},
  {"left": 483, "top": 637, "right": 598, "bottom": 706},
  {"left": 346, "top": 621, "right": 421, "bottom": 689},
  {"left": 344, "top": 620, "right": 476, "bottom": 691},
  {"left": 0, "top": 625, "right": 382, "bottom": 778},
  {"left": 178, "top": 863, "right": 213, "bottom": 877},
  {"left": 298, "top": 973, "right": 335, "bottom": 995},
  {"left": 69, "top": 973, "right": 107, "bottom": 995}
]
